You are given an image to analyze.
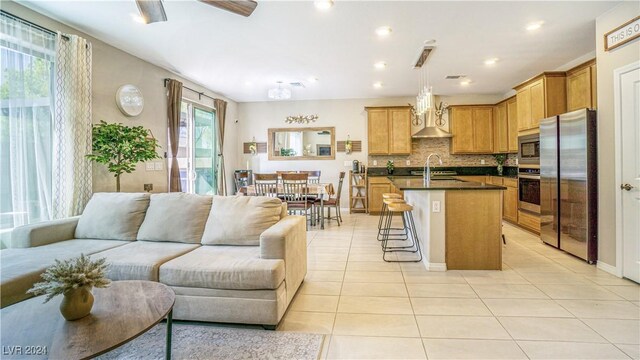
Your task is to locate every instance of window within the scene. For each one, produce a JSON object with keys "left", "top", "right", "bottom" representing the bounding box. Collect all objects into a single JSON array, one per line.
[
  {"left": 0, "top": 12, "right": 56, "bottom": 242},
  {"left": 173, "top": 101, "right": 217, "bottom": 195}
]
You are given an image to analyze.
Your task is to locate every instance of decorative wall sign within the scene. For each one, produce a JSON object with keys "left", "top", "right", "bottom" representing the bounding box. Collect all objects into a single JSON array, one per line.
[
  {"left": 337, "top": 140, "right": 362, "bottom": 152},
  {"left": 604, "top": 15, "right": 640, "bottom": 51},
  {"left": 115, "top": 84, "right": 144, "bottom": 117},
  {"left": 285, "top": 114, "right": 318, "bottom": 124},
  {"left": 243, "top": 142, "right": 267, "bottom": 154}
]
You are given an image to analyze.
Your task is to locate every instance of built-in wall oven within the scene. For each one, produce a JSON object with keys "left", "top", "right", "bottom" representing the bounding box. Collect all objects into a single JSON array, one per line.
[
  {"left": 518, "top": 134, "right": 540, "bottom": 165},
  {"left": 519, "top": 167, "right": 540, "bottom": 214}
]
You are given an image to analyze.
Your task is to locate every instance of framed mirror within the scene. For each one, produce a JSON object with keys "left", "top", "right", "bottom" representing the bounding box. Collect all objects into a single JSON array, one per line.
[{"left": 268, "top": 127, "right": 335, "bottom": 160}]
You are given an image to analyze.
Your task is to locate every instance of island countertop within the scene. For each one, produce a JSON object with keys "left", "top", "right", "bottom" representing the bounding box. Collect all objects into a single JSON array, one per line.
[{"left": 389, "top": 176, "right": 506, "bottom": 191}]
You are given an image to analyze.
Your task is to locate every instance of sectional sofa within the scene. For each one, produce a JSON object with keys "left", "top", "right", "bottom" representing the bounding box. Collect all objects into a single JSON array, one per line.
[{"left": 0, "top": 193, "right": 307, "bottom": 327}]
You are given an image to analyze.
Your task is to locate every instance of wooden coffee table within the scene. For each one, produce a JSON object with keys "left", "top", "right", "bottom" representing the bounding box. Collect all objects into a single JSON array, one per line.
[{"left": 1, "top": 280, "right": 175, "bottom": 359}]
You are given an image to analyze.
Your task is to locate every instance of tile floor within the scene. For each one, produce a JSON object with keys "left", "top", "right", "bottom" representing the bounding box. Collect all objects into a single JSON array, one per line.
[{"left": 277, "top": 213, "right": 640, "bottom": 360}]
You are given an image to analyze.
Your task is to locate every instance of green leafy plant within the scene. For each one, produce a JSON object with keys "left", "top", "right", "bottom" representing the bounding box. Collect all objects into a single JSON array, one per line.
[
  {"left": 87, "top": 121, "right": 160, "bottom": 192},
  {"left": 493, "top": 154, "right": 507, "bottom": 166},
  {"left": 386, "top": 160, "right": 395, "bottom": 173},
  {"left": 27, "top": 254, "right": 111, "bottom": 303}
]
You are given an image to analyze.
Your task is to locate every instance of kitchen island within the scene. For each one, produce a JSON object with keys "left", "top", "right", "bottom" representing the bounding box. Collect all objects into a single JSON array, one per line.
[{"left": 389, "top": 177, "right": 506, "bottom": 271}]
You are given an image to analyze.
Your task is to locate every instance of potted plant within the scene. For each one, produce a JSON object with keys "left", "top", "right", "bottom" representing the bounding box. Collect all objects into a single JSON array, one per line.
[
  {"left": 87, "top": 121, "right": 161, "bottom": 192},
  {"left": 493, "top": 154, "right": 507, "bottom": 176},
  {"left": 386, "top": 160, "right": 395, "bottom": 175},
  {"left": 27, "top": 254, "right": 111, "bottom": 321}
]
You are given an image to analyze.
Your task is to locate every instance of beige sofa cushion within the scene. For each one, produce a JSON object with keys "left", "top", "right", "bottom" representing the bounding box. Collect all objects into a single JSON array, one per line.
[
  {"left": 159, "top": 246, "right": 285, "bottom": 290},
  {"left": 201, "top": 196, "right": 283, "bottom": 246},
  {"left": 75, "top": 193, "right": 150, "bottom": 241},
  {"left": 137, "top": 193, "right": 212, "bottom": 244},
  {"left": 90, "top": 241, "right": 200, "bottom": 281}
]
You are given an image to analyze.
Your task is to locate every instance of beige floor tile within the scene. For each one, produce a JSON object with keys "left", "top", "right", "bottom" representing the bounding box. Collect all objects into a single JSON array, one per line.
[
  {"left": 299, "top": 281, "right": 343, "bottom": 296},
  {"left": 345, "top": 261, "right": 401, "bottom": 272},
  {"left": 615, "top": 343, "right": 640, "bottom": 359},
  {"left": 581, "top": 318, "right": 640, "bottom": 344},
  {"left": 400, "top": 263, "right": 430, "bottom": 272},
  {"left": 536, "top": 284, "right": 625, "bottom": 300},
  {"left": 337, "top": 296, "right": 413, "bottom": 315},
  {"left": 403, "top": 271, "right": 467, "bottom": 284},
  {"left": 279, "top": 311, "right": 336, "bottom": 334},
  {"left": 341, "top": 282, "right": 408, "bottom": 297},
  {"left": 308, "top": 253, "right": 350, "bottom": 263},
  {"left": 416, "top": 315, "right": 511, "bottom": 339},
  {"left": 498, "top": 317, "right": 607, "bottom": 342},
  {"left": 308, "top": 261, "right": 347, "bottom": 271},
  {"left": 411, "top": 298, "right": 492, "bottom": 316},
  {"left": 422, "top": 339, "right": 527, "bottom": 359},
  {"left": 343, "top": 270, "right": 405, "bottom": 283},
  {"left": 471, "top": 284, "right": 549, "bottom": 299},
  {"left": 516, "top": 271, "right": 593, "bottom": 284},
  {"left": 407, "top": 283, "right": 478, "bottom": 298},
  {"left": 332, "top": 313, "right": 419, "bottom": 337},
  {"left": 347, "top": 253, "right": 396, "bottom": 262},
  {"left": 604, "top": 286, "right": 640, "bottom": 301},
  {"left": 290, "top": 294, "right": 339, "bottom": 313},
  {"left": 462, "top": 270, "right": 529, "bottom": 285},
  {"left": 327, "top": 335, "right": 426, "bottom": 359},
  {"left": 483, "top": 299, "right": 574, "bottom": 317},
  {"left": 310, "top": 239, "right": 352, "bottom": 248},
  {"left": 556, "top": 299, "right": 640, "bottom": 319},
  {"left": 587, "top": 275, "right": 639, "bottom": 286},
  {"left": 305, "top": 270, "right": 345, "bottom": 282},
  {"left": 517, "top": 341, "right": 631, "bottom": 359}
]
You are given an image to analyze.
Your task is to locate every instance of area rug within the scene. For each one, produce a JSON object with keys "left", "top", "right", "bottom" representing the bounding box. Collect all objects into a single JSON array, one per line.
[{"left": 97, "top": 323, "right": 325, "bottom": 360}]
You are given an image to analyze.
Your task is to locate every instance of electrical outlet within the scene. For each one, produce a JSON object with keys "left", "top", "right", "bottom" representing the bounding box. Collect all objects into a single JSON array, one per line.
[
  {"left": 432, "top": 200, "right": 441, "bottom": 213},
  {"left": 406, "top": 160, "right": 411, "bottom": 166},
  {"left": 144, "top": 183, "right": 153, "bottom": 192},
  {"left": 515, "top": 158, "right": 519, "bottom": 165},
  {"left": 344, "top": 161, "right": 351, "bottom": 167},
  {"left": 481, "top": 159, "right": 486, "bottom": 165},
  {"left": 145, "top": 162, "right": 154, "bottom": 171},
  {"left": 154, "top": 161, "right": 163, "bottom": 171},
  {"left": 373, "top": 160, "right": 378, "bottom": 166}
]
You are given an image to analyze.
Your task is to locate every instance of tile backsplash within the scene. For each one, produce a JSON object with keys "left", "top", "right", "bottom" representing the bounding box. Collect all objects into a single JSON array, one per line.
[{"left": 368, "top": 138, "right": 518, "bottom": 167}]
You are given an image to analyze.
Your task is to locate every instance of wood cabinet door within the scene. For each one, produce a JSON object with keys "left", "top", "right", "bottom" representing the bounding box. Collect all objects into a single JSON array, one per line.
[
  {"left": 473, "top": 107, "right": 494, "bottom": 153},
  {"left": 368, "top": 183, "right": 391, "bottom": 214},
  {"left": 503, "top": 186, "right": 518, "bottom": 222},
  {"left": 450, "top": 107, "right": 474, "bottom": 153},
  {"left": 567, "top": 67, "right": 591, "bottom": 112},
  {"left": 507, "top": 98, "right": 518, "bottom": 152},
  {"left": 530, "top": 79, "right": 545, "bottom": 129},
  {"left": 516, "top": 88, "right": 531, "bottom": 131},
  {"left": 493, "top": 103, "right": 508, "bottom": 153},
  {"left": 367, "top": 109, "right": 389, "bottom": 155},
  {"left": 590, "top": 64, "right": 597, "bottom": 109},
  {"left": 389, "top": 108, "right": 412, "bottom": 155}
]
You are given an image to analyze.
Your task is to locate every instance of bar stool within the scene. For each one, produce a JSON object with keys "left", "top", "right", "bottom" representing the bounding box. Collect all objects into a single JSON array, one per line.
[
  {"left": 381, "top": 202, "right": 422, "bottom": 263},
  {"left": 377, "top": 193, "right": 407, "bottom": 241}
]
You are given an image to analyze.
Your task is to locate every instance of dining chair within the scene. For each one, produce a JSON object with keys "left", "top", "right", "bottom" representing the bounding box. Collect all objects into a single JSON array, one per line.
[
  {"left": 319, "top": 171, "right": 345, "bottom": 226},
  {"left": 281, "top": 173, "right": 315, "bottom": 229},
  {"left": 233, "top": 171, "right": 250, "bottom": 195},
  {"left": 253, "top": 173, "right": 279, "bottom": 197},
  {"left": 301, "top": 170, "right": 321, "bottom": 184},
  {"left": 276, "top": 171, "right": 298, "bottom": 179}
]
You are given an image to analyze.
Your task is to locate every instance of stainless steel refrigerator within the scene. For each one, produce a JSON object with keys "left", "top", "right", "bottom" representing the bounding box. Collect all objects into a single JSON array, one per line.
[{"left": 540, "top": 109, "right": 598, "bottom": 263}]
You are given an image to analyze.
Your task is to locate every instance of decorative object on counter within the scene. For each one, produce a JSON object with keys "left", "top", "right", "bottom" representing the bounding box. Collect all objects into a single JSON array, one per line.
[
  {"left": 434, "top": 101, "right": 449, "bottom": 127},
  {"left": 386, "top": 160, "right": 395, "bottom": 175},
  {"left": 493, "top": 153, "right": 507, "bottom": 176},
  {"left": 409, "top": 103, "right": 423, "bottom": 126},
  {"left": 337, "top": 140, "right": 362, "bottom": 153},
  {"left": 285, "top": 114, "right": 318, "bottom": 124},
  {"left": 267, "top": 81, "right": 291, "bottom": 100},
  {"left": 27, "top": 254, "right": 111, "bottom": 321},
  {"left": 115, "top": 84, "right": 144, "bottom": 117},
  {"left": 87, "top": 121, "right": 161, "bottom": 192}
]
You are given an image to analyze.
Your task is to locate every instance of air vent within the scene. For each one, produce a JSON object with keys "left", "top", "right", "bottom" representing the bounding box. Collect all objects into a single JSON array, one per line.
[
  {"left": 289, "top": 82, "right": 305, "bottom": 88},
  {"left": 445, "top": 75, "right": 466, "bottom": 80}
]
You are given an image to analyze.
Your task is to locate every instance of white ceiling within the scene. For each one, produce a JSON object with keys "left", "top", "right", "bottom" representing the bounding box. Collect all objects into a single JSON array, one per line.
[{"left": 21, "top": 0, "right": 618, "bottom": 102}]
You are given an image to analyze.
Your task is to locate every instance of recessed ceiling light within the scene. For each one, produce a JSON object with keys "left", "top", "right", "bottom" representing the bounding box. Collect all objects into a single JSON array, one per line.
[
  {"left": 526, "top": 21, "right": 544, "bottom": 31},
  {"left": 130, "top": 13, "right": 147, "bottom": 24},
  {"left": 307, "top": 77, "right": 318, "bottom": 83},
  {"left": 460, "top": 80, "right": 471, "bottom": 86},
  {"left": 373, "top": 82, "right": 383, "bottom": 89},
  {"left": 484, "top": 58, "right": 499, "bottom": 65},
  {"left": 314, "top": 0, "right": 334, "bottom": 11},
  {"left": 374, "top": 61, "right": 387, "bottom": 70},
  {"left": 375, "top": 26, "right": 392, "bottom": 37}
]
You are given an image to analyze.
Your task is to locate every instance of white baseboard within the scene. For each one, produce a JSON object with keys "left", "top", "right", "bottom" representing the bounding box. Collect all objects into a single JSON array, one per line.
[
  {"left": 597, "top": 261, "right": 621, "bottom": 277},
  {"left": 424, "top": 262, "right": 447, "bottom": 272}
]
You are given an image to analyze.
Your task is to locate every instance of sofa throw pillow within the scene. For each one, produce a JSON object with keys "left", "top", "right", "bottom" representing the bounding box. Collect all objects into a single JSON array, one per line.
[
  {"left": 137, "top": 193, "right": 212, "bottom": 243},
  {"left": 201, "top": 196, "right": 283, "bottom": 246},
  {"left": 75, "top": 193, "right": 150, "bottom": 241}
]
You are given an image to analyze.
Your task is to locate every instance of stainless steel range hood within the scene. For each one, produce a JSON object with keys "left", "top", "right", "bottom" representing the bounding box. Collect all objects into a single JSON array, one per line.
[{"left": 412, "top": 111, "right": 452, "bottom": 138}]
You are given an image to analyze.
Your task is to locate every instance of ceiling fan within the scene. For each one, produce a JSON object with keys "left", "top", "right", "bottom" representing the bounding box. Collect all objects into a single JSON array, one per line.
[{"left": 136, "top": 0, "right": 258, "bottom": 23}]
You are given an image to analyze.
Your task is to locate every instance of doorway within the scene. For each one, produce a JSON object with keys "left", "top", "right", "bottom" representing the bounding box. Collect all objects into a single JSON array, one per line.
[{"left": 615, "top": 61, "right": 640, "bottom": 283}]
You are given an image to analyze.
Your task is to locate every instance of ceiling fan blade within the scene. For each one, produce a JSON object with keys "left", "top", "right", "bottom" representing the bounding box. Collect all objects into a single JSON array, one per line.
[
  {"left": 135, "top": 0, "right": 168, "bottom": 23},
  {"left": 198, "top": 0, "right": 258, "bottom": 17}
]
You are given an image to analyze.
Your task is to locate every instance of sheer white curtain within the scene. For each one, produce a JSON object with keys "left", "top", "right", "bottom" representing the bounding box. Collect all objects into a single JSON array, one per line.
[
  {"left": 52, "top": 33, "right": 92, "bottom": 218},
  {"left": 0, "top": 12, "right": 55, "bottom": 238}
]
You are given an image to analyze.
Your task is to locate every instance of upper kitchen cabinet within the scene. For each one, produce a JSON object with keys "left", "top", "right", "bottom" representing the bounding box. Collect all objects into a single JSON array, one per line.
[
  {"left": 506, "top": 96, "right": 518, "bottom": 152},
  {"left": 514, "top": 72, "right": 566, "bottom": 133},
  {"left": 366, "top": 106, "right": 412, "bottom": 155},
  {"left": 450, "top": 105, "right": 494, "bottom": 154},
  {"left": 566, "top": 59, "right": 597, "bottom": 111},
  {"left": 493, "top": 101, "right": 508, "bottom": 153}
]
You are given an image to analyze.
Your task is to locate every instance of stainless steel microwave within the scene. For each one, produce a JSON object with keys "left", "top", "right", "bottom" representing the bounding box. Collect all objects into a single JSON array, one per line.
[{"left": 518, "top": 134, "right": 540, "bottom": 165}]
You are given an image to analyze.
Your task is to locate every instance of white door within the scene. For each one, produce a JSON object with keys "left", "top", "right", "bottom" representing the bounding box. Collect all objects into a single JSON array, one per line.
[{"left": 617, "top": 62, "right": 640, "bottom": 283}]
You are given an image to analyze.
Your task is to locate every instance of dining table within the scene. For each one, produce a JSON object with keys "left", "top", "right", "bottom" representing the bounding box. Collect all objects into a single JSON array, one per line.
[{"left": 242, "top": 183, "right": 335, "bottom": 229}]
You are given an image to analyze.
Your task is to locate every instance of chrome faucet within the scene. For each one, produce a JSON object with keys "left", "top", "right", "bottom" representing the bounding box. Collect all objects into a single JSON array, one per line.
[{"left": 424, "top": 153, "right": 443, "bottom": 185}]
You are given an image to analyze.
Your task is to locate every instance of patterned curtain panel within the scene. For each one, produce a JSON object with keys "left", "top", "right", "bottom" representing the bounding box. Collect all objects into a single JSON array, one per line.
[
  {"left": 52, "top": 33, "right": 93, "bottom": 218},
  {"left": 214, "top": 99, "right": 227, "bottom": 196}
]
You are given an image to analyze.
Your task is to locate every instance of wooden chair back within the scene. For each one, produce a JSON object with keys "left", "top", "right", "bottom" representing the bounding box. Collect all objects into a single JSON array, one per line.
[
  {"left": 281, "top": 173, "right": 309, "bottom": 205},
  {"left": 253, "top": 173, "right": 279, "bottom": 197},
  {"left": 334, "top": 171, "right": 346, "bottom": 205},
  {"left": 300, "top": 170, "right": 321, "bottom": 184}
]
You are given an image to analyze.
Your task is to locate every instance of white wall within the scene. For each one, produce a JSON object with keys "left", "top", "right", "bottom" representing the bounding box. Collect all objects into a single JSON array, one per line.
[{"left": 595, "top": 3, "right": 640, "bottom": 269}]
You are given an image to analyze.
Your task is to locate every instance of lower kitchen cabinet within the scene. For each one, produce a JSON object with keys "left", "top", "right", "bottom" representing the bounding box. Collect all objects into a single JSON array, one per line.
[
  {"left": 368, "top": 177, "right": 391, "bottom": 214},
  {"left": 518, "top": 210, "right": 540, "bottom": 233},
  {"left": 503, "top": 179, "right": 518, "bottom": 224}
]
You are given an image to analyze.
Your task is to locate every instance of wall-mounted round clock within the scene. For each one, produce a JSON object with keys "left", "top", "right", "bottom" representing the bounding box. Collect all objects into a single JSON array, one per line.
[{"left": 115, "top": 84, "right": 144, "bottom": 117}]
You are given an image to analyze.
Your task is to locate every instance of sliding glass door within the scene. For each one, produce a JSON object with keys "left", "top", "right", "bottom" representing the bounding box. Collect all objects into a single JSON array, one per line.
[{"left": 175, "top": 101, "right": 217, "bottom": 195}]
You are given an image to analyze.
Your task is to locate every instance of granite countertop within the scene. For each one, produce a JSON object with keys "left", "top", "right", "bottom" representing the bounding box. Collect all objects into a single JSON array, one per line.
[
  {"left": 367, "top": 166, "right": 518, "bottom": 178},
  {"left": 389, "top": 176, "right": 507, "bottom": 191}
]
